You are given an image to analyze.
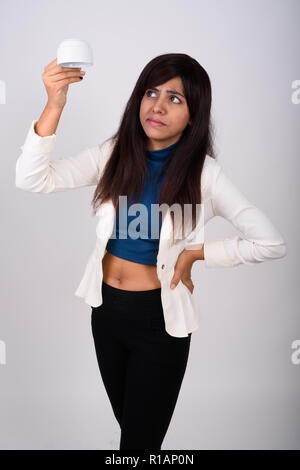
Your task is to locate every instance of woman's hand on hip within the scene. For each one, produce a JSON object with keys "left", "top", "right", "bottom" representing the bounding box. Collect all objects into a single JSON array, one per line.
[{"left": 170, "top": 249, "right": 199, "bottom": 294}]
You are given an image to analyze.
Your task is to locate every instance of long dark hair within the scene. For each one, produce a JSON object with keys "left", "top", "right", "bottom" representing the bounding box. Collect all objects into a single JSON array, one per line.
[{"left": 91, "top": 52, "right": 216, "bottom": 244}]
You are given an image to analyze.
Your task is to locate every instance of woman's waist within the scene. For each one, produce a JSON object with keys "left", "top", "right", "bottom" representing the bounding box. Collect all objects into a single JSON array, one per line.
[{"left": 102, "top": 251, "right": 161, "bottom": 290}]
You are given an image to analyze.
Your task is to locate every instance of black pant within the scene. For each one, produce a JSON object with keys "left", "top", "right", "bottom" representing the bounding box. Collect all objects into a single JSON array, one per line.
[{"left": 91, "top": 280, "right": 192, "bottom": 450}]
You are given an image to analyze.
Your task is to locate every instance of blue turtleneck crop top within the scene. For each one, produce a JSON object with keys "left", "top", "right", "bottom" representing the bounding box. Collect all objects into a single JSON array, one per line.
[{"left": 105, "top": 139, "right": 180, "bottom": 266}]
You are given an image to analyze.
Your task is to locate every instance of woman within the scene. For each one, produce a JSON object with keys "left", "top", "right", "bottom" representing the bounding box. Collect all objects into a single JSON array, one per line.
[{"left": 15, "top": 53, "right": 287, "bottom": 450}]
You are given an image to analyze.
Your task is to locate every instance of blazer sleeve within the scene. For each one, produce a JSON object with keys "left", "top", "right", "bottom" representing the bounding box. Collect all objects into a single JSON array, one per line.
[
  {"left": 15, "top": 119, "right": 112, "bottom": 193},
  {"left": 189, "top": 159, "right": 287, "bottom": 268}
]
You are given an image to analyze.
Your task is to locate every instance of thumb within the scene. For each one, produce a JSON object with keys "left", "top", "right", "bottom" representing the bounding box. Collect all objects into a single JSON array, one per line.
[{"left": 170, "top": 272, "right": 181, "bottom": 290}]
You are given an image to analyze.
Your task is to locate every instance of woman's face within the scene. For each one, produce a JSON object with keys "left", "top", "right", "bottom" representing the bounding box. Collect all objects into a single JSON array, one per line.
[{"left": 139, "top": 76, "right": 192, "bottom": 151}]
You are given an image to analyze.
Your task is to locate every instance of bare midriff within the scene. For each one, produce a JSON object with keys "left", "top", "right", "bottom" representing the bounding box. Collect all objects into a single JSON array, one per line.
[{"left": 102, "top": 250, "right": 162, "bottom": 291}]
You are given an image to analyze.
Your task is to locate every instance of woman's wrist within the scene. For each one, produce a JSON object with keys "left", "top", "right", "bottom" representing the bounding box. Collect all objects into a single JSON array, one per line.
[{"left": 184, "top": 245, "right": 204, "bottom": 261}]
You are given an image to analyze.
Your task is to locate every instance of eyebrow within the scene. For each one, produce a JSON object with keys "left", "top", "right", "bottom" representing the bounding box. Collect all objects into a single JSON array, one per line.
[{"left": 149, "top": 87, "right": 185, "bottom": 99}]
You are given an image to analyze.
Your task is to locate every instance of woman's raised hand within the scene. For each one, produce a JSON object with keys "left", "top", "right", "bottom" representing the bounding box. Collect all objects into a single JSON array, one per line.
[{"left": 42, "top": 58, "right": 85, "bottom": 109}]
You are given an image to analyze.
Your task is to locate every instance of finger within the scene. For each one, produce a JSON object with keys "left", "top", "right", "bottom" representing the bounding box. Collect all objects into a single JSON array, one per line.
[
  {"left": 47, "top": 59, "right": 80, "bottom": 71},
  {"left": 47, "top": 65, "right": 82, "bottom": 76},
  {"left": 48, "top": 70, "right": 85, "bottom": 81},
  {"left": 170, "top": 273, "right": 181, "bottom": 290},
  {"left": 46, "top": 59, "right": 82, "bottom": 73},
  {"left": 50, "top": 76, "right": 84, "bottom": 87}
]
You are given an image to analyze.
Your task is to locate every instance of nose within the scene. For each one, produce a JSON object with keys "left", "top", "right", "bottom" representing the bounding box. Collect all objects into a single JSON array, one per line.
[{"left": 152, "top": 96, "right": 167, "bottom": 114}]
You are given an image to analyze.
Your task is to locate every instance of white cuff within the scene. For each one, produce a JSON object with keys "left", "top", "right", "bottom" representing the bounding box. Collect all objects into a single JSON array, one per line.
[
  {"left": 203, "top": 238, "right": 236, "bottom": 268},
  {"left": 185, "top": 243, "right": 204, "bottom": 251},
  {"left": 20, "top": 119, "right": 57, "bottom": 155}
]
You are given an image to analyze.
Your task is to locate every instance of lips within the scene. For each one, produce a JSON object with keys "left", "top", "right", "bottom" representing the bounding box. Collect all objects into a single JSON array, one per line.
[{"left": 147, "top": 118, "right": 166, "bottom": 126}]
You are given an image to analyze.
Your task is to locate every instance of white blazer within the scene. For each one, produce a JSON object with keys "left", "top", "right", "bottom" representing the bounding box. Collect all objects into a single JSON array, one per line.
[{"left": 15, "top": 120, "right": 287, "bottom": 337}]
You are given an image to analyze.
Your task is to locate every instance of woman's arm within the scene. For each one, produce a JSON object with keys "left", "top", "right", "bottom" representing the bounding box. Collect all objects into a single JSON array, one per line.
[
  {"left": 186, "top": 159, "right": 287, "bottom": 268},
  {"left": 34, "top": 102, "right": 64, "bottom": 137},
  {"left": 15, "top": 119, "right": 114, "bottom": 193}
]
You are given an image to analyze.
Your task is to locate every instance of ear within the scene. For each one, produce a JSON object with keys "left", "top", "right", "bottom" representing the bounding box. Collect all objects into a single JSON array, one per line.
[{"left": 188, "top": 118, "right": 192, "bottom": 126}]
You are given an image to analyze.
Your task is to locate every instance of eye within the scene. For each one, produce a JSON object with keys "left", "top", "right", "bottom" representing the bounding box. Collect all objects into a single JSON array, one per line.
[
  {"left": 170, "top": 95, "right": 181, "bottom": 104},
  {"left": 145, "top": 90, "right": 182, "bottom": 104},
  {"left": 146, "top": 90, "right": 156, "bottom": 98}
]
